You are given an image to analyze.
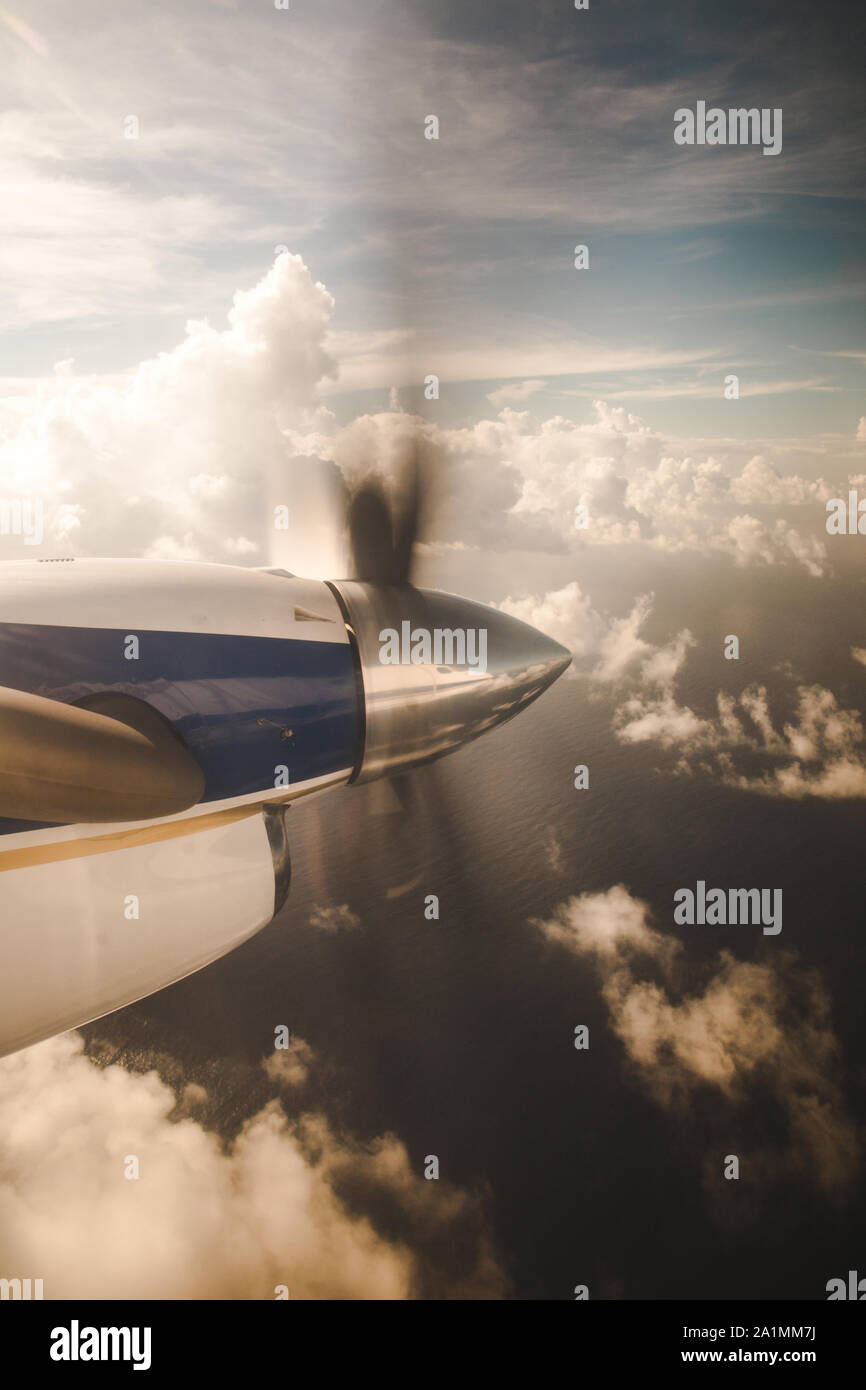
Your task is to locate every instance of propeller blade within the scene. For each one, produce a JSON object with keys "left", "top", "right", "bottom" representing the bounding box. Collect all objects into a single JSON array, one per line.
[
  {"left": 347, "top": 480, "right": 397, "bottom": 584},
  {"left": 347, "top": 435, "right": 425, "bottom": 586},
  {"left": 391, "top": 439, "right": 422, "bottom": 587}
]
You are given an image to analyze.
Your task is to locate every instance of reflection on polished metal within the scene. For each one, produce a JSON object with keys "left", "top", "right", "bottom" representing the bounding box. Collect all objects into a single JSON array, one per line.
[
  {"left": 0, "top": 685, "right": 205, "bottom": 823},
  {"left": 328, "top": 582, "right": 571, "bottom": 783}
]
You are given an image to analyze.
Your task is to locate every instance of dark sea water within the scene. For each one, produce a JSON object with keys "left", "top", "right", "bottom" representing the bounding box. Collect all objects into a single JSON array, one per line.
[{"left": 84, "top": 550, "right": 866, "bottom": 1299}]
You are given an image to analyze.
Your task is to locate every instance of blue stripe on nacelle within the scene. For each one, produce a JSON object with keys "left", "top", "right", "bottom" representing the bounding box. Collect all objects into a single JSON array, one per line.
[{"left": 0, "top": 623, "right": 361, "bottom": 831}]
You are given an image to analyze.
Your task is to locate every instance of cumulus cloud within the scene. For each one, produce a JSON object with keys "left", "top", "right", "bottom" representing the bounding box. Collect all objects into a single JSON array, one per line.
[
  {"left": 309, "top": 904, "right": 361, "bottom": 933},
  {"left": 504, "top": 579, "right": 866, "bottom": 800},
  {"left": 498, "top": 581, "right": 691, "bottom": 692},
  {"left": 729, "top": 455, "right": 833, "bottom": 507},
  {"left": 0, "top": 1032, "right": 504, "bottom": 1299},
  {"left": 0, "top": 252, "right": 337, "bottom": 565},
  {"left": 616, "top": 659, "right": 866, "bottom": 800},
  {"left": 532, "top": 887, "right": 859, "bottom": 1194},
  {"left": 498, "top": 581, "right": 612, "bottom": 668},
  {"left": 263, "top": 1037, "right": 316, "bottom": 1088},
  {"left": 0, "top": 246, "right": 851, "bottom": 580},
  {"left": 428, "top": 402, "right": 833, "bottom": 572},
  {"left": 0, "top": 252, "right": 846, "bottom": 577},
  {"left": 594, "top": 599, "right": 688, "bottom": 686}
]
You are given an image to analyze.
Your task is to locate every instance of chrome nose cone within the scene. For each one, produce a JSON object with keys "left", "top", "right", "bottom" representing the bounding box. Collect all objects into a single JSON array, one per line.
[
  {"left": 418, "top": 585, "right": 571, "bottom": 716},
  {"left": 328, "top": 581, "right": 571, "bottom": 782}
]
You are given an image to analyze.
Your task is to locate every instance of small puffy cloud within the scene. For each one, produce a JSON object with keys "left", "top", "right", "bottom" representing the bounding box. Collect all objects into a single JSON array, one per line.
[
  {"left": 509, "top": 583, "right": 866, "bottom": 800},
  {"left": 725, "top": 514, "right": 826, "bottom": 578},
  {"left": 536, "top": 884, "right": 662, "bottom": 961},
  {"left": 498, "top": 580, "right": 610, "bottom": 666},
  {"left": 607, "top": 624, "right": 712, "bottom": 750},
  {"left": 729, "top": 455, "right": 833, "bottom": 506},
  {"left": 857, "top": 417, "right": 866, "bottom": 442},
  {"left": 263, "top": 1037, "right": 316, "bottom": 1089},
  {"left": 499, "top": 582, "right": 694, "bottom": 695},
  {"left": 592, "top": 596, "right": 672, "bottom": 684},
  {"left": 532, "top": 888, "right": 859, "bottom": 1194},
  {"left": 616, "top": 693, "right": 710, "bottom": 750},
  {"left": 0, "top": 1032, "right": 504, "bottom": 1299},
  {"left": 617, "top": 675, "right": 866, "bottom": 800},
  {"left": 309, "top": 904, "right": 361, "bottom": 933}
]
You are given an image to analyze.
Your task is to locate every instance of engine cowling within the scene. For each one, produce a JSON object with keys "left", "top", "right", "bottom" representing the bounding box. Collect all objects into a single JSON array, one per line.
[{"left": 327, "top": 581, "right": 571, "bottom": 783}]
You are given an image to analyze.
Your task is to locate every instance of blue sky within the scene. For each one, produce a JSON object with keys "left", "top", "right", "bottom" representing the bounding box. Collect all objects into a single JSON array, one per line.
[
  {"left": 0, "top": 0, "right": 862, "bottom": 444},
  {"left": 0, "top": 0, "right": 864, "bottom": 592}
]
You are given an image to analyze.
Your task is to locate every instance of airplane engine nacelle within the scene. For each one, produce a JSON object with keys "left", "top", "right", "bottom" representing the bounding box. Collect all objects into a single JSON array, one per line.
[
  {"left": 0, "top": 801, "right": 290, "bottom": 1058},
  {"left": 326, "top": 581, "right": 571, "bottom": 784}
]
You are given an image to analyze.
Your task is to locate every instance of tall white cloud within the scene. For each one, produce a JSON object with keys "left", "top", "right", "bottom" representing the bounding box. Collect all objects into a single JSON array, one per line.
[
  {"left": 0, "top": 257, "right": 849, "bottom": 576},
  {"left": 0, "top": 252, "right": 337, "bottom": 564}
]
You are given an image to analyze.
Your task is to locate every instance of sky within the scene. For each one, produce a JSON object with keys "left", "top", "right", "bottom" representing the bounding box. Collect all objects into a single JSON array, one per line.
[
  {"left": 0, "top": 0, "right": 863, "bottom": 442},
  {"left": 0, "top": 0, "right": 865, "bottom": 1301}
]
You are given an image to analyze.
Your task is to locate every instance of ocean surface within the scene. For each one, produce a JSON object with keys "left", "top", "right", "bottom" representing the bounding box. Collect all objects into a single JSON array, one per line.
[{"left": 83, "top": 552, "right": 866, "bottom": 1299}]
